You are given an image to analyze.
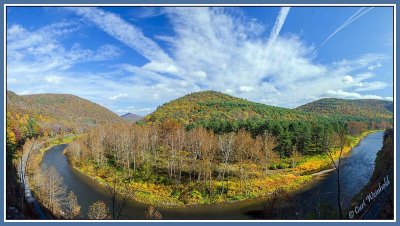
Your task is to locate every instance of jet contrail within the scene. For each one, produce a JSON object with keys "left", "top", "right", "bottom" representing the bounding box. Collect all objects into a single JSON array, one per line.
[
  {"left": 318, "top": 7, "right": 374, "bottom": 49},
  {"left": 268, "top": 7, "right": 291, "bottom": 44}
]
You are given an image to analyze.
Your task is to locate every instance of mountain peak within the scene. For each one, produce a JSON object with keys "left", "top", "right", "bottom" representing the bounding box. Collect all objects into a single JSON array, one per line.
[
  {"left": 145, "top": 90, "right": 308, "bottom": 125},
  {"left": 120, "top": 113, "right": 143, "bottom": 122}
]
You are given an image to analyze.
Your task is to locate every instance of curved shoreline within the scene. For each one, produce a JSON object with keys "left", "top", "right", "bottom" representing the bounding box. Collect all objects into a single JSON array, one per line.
[
  {"left": 18, "top": 137, "right": 63, "bottom": 219},
  {"left": 60, "top": 130, "right": 380, "bottom": 209},
  {"left": 20, "top": 135, "right": 75, "bottom": 219},
  {"left": 69, "top": 162, "right": 310, "bottom": 209}
]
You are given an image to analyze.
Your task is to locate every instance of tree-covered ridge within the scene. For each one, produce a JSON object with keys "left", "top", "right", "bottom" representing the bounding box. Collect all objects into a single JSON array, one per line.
[
  {"left": 145, "top": 91, "right": 320, "bottom": 125},
  {"left": 144, "top": 91, "right": 392, "bottom": 135},
  {"left": 296, "top": 98, "right": 393, "bottom": 120},
  {"left": 7, "top": 90, "right": 123, "bottom": 127},
  {"left": 6, "top": 90, "right": 124, "bottom": 174}
]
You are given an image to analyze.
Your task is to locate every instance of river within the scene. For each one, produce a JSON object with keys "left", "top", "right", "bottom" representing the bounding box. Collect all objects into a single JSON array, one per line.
[{"left": 41, "top": 131, "right": 384, "bottom": 220}]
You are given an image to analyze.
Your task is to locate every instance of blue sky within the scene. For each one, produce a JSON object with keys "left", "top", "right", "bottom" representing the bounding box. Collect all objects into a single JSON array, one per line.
[{"left": 7, "top": 7, "right": 393, "bottom": 115}]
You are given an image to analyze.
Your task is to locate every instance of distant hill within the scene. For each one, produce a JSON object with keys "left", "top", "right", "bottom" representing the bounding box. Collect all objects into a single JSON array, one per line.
[
  {"left": 296, "top": 98, "right": 393, "bottom": 121},
  {"left": 7, "top": 90, "right": 123, "bottom": 127},
  {"left": 145, "top": 91, "right": 317, "bottom": 125},
  {"left": 121, "top": 113, "right": 143, "bottom": 122},
  {"left": 145, "top": 91, "right": 393, "bottom": 130}
]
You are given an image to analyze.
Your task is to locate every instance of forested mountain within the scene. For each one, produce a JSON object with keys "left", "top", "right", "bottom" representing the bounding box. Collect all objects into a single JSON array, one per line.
[
  {"left": 6, "top": 90, "right": 125, "bottom": 219},
  {"left": 296, "top": 98, "right": 393, "bottom": 120},
  {"left": 121, "top": 113, "right": 143, "bottom": 122},
  {"left": 144, "top": 91, "right": 392, "bottom": 134},
  {"left": 145, "top": 91, "right": 318, "bottom": 125},
  {"left": 7, "top": 90, "right": 123, "bottom": 127}
]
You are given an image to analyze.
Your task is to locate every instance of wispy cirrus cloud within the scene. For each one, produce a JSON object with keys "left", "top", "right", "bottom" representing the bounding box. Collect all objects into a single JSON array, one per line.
[
  {"left": 133, "top": 7, "right": 164, "bottom": 19},
  {"left": 69, "top": 7, "right": 178, "bottom": 75},
  {"left": 109, "top": 93, "right": 129, "bottom": 100},
  {"left": 7, "top": 20, "right": 123, "bottom": 103},
  {"left": 318, "top": 7, "right": 374, "bottom": 49},
  {"left": 7, "top": 21, "right": 121, "bottom": 76},
  {"left": 7, "top": 7, "right": 392, "bottom": 115},
  {"left": 268, "top": 7, "right": 291, "bottom": 44}
]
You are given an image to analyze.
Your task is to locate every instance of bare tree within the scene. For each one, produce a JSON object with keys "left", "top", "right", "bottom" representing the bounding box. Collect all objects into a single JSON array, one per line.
[
  {"left": 158, "top": 120, "right": 181, "bottom": 179},
  {"left": 129, "top": 125, "right": 138, "bottom": 172},
  {"left": 321, "top": 124, "right": 348, "bottom": 219},
  {"left": 137, "top": 126, "right": 150, "bottom": 167},
  {"left": 201, "top": 130, "right": 217, "bottom": 195},
  {"left": 175, "top": 127, "right": 185, "bottom": 182},
  {"left": 186, "top": 128, "right": 202, "bottom": 182},
  {"left": 119, "top": 125, "right": 131, "bottom": 176},
  {"left": 291, "top": 148, "right": 301, "bottom": 167},
  {"left": 149, "top": 125, "right": 159, "bottom": 166},
  {"left": 235, "top": 130, "right": 253, "bottom": 195},
  {"left": 33, "top": 165, "right": 67, "bottom": 215},
  {"left": 218, "top": 133, "right": 235, "bottom": 195},
  {"left": 263, "top": 188, "right": 288, "bottom": 219},
  {"left": 63, "top": 191, "right": 81, "bottom": 219},
  {"left": 145, "top": 206, "right": 162, "bottom": 220},
  {"left": 88, "top": 128, "right": 105, "bottom": 166},
  {"left": 258, "top": 132, "right": 277, "bottom": 175},
  {"left": 105, "top": 174, "right": 132, "bottom": 219},
  {"left": 88, "top": 201, "right": 111, "bottom": 219}
]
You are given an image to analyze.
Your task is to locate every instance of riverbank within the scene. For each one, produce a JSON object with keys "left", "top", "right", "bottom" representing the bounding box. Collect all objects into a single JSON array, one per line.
[
  {"left": 6, "top": 134, "right": 76, "bottom": 220},
  {"left": 26, "top": 135, "right": 76, "bottom": 176},
  {"left": 64, "top": 130, "right": 379, "bottom": 208},
  {"left": 20, "top": 135, "right": 76, "bottom": 219},
  {"left": 294, "top": 130, "right": 380, "bottom": 176},
  {"left": 348, "top": 129, "right": 394, "bottom": 219}
]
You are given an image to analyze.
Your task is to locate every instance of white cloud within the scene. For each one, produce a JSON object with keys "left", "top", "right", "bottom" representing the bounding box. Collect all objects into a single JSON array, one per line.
[
  {"left": 142, "top": 61, "right": 179, "bottom": 74},
  {"left": 152, "top": 93, "right": 160, "bottom": 99},
  {"left": 354, "top": 81, "right": 388, "bottom": 92},
  {"left": 70, "top": 7, "right": 175, "bottom": 68},
  {"left": 368, "top": 62, "right": 382, "bottom": 70},
  {"left": 260, "top": 97, "right": 280, "bottom": 106},
  {"left": 93, "top": 44, "right": 123, "bottom": 60},
  {"left": 7, "top": 7, "right": 392, "bottom": 114},
  {"left": 333, "top": 54, "right": 386, "bottom": 69},
  {"left": 325, "top": 89, "right": 383, "bottom": 100},
  {"left": 109, "top": 93, "right": 129, "bottom": 100},
  {"left": 239, "top": 86, "right": 254, "bottom": 92},
  {"left": 8, "top": 78, "right": 17, "bottom": 84},
  {"left": 342, "top": 75, "right": 353, "bottom": 83},
  {"left": 44, "top": 75, "right": 63, "bottom": 84},
  {"left": 7, "top": 21, "right": 122, "bottom": 78},
  {"left": 134, "top": 7, "right": 164, "bottom": 19},
  {"left": 7, "top": 20, "right": 126, "bottom": 111},
  {"left": 159, "top": 7, "right": 391, "bottom": 107},
  {"left": 192, "top": 70, "right": 207, "bottom": 79}
]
